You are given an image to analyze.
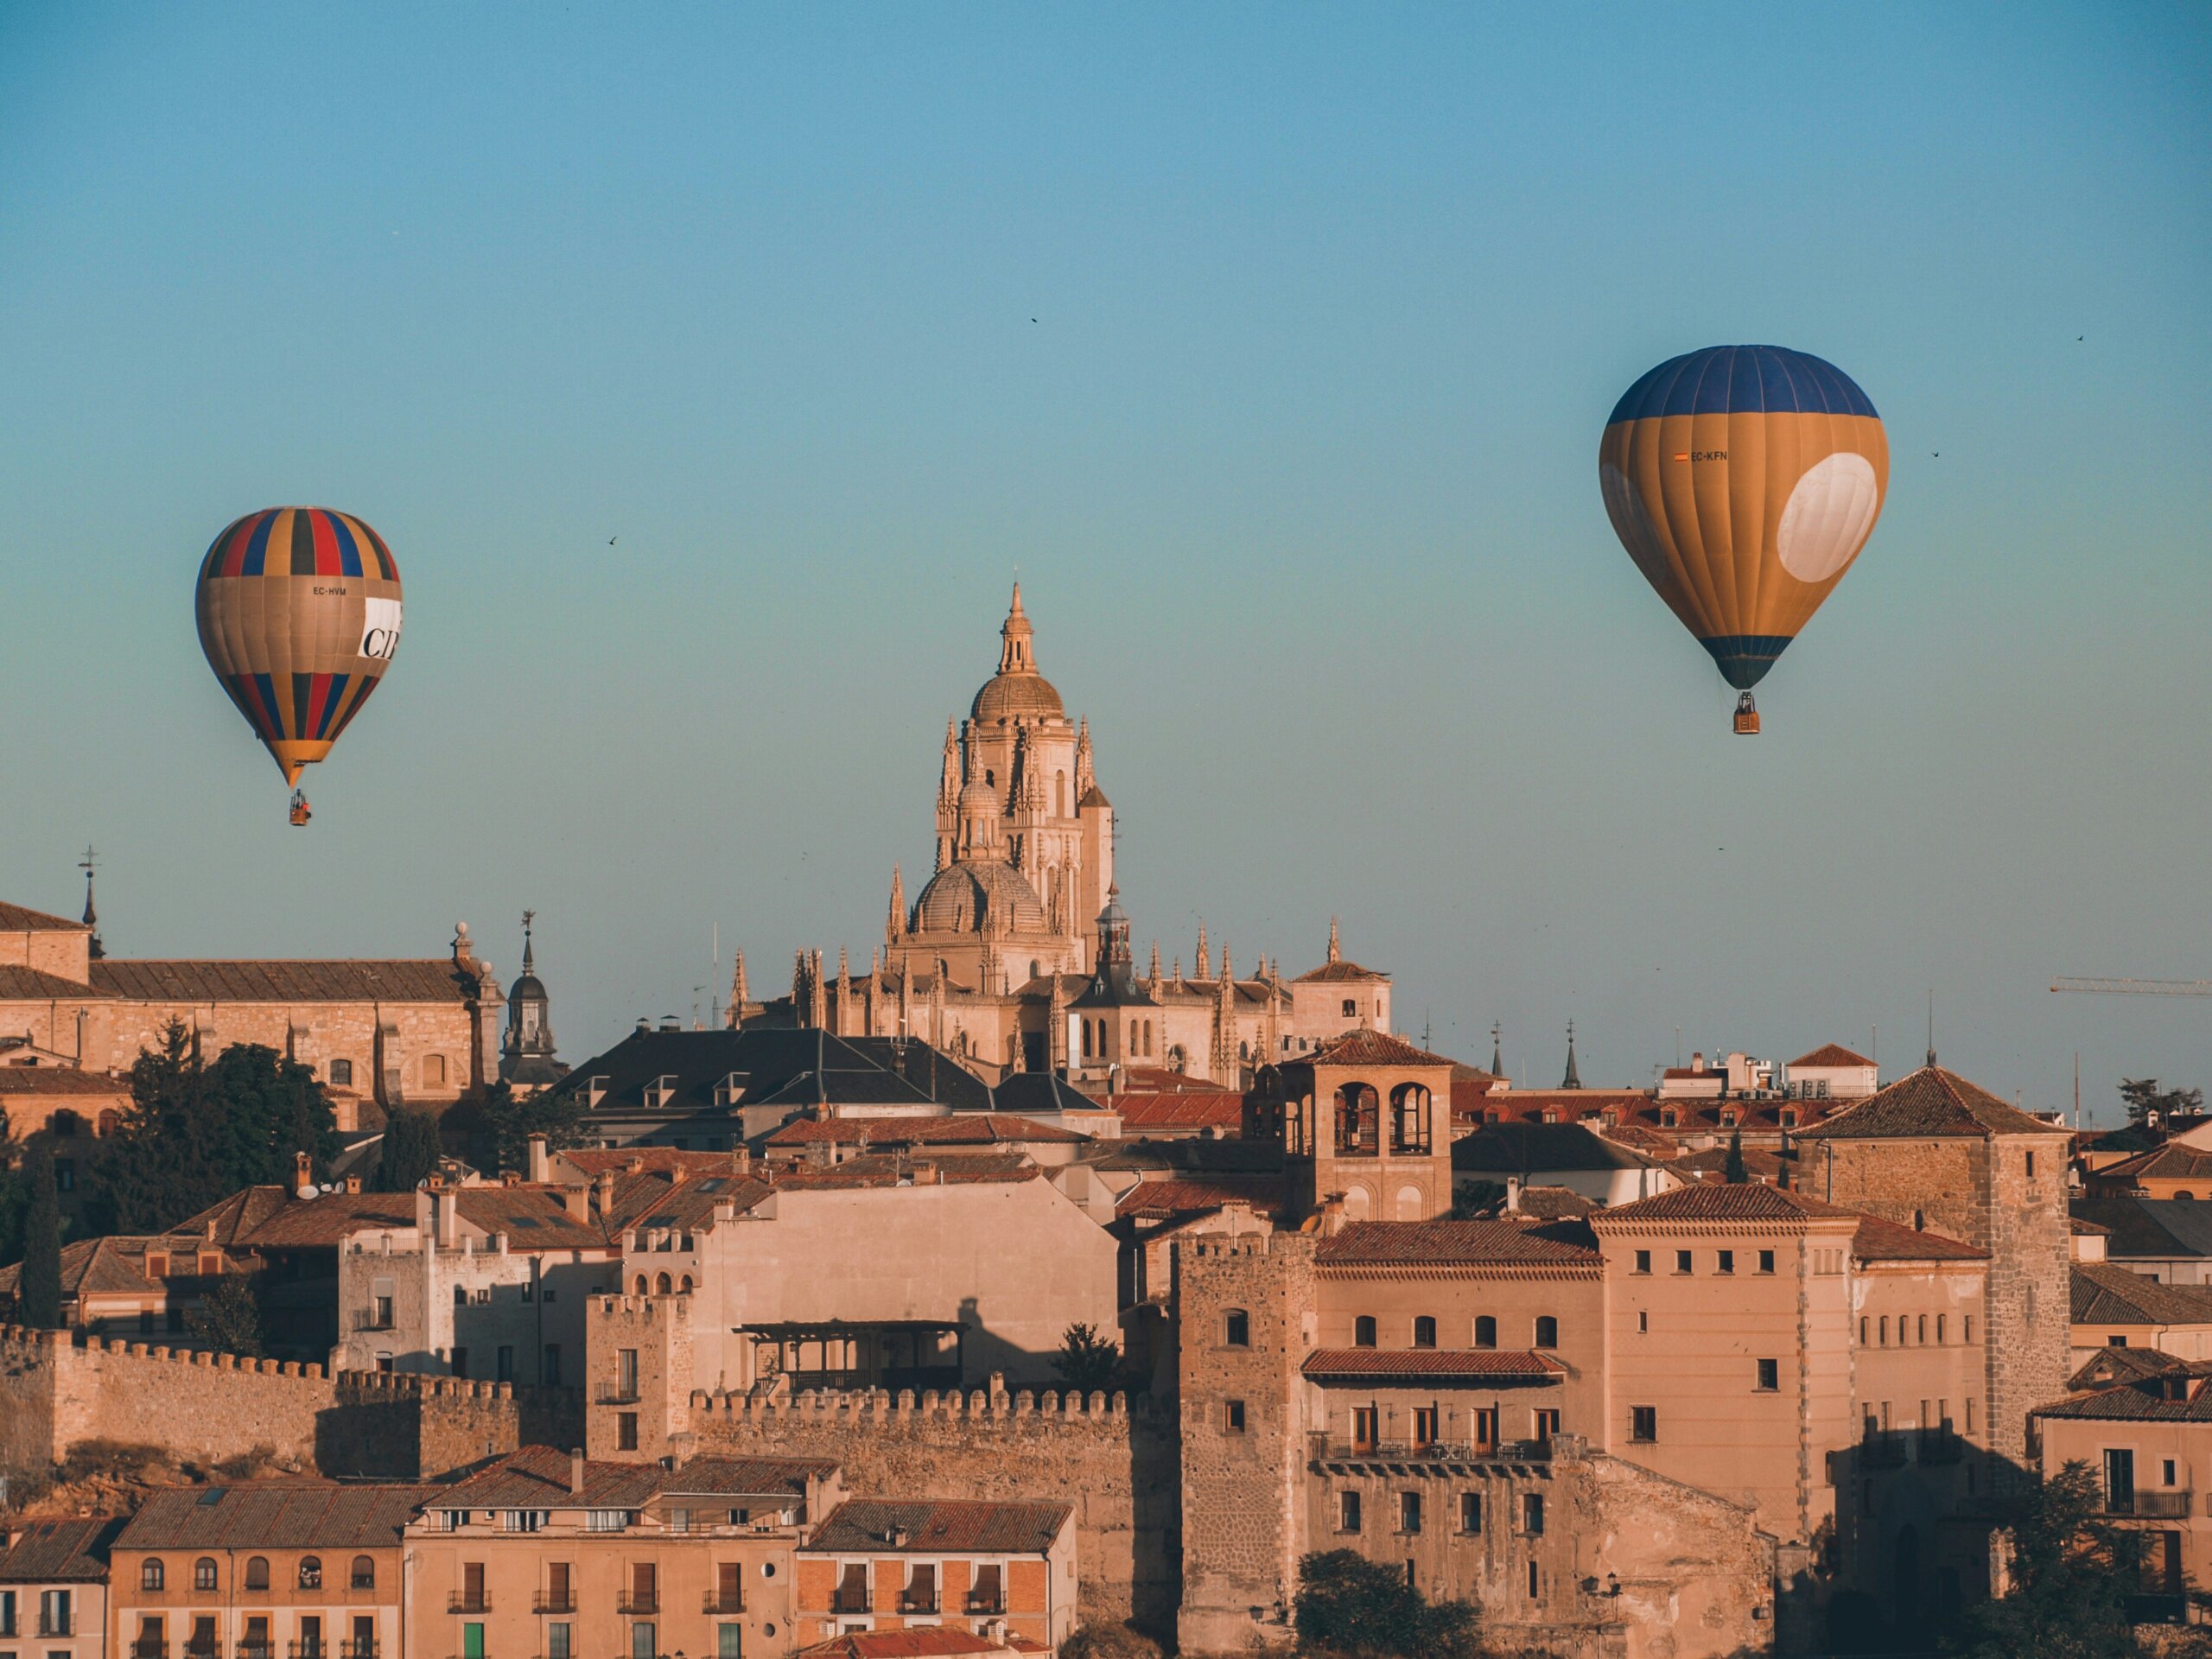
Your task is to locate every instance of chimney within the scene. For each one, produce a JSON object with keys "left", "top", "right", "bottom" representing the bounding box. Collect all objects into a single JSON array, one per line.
[
  {"left": 1691, "top": 1052, "right": 1706, "bottom": 1073},
  {"left": 636, "top": 1017, "right": 652, "bottom": 1034},
  {"left": 594, "top": 1168, "right": 615, "bottom": 1214},
  {"left": 293, "top": 1150, "right": 314, "bottom": 1194},
  {"left": 887, "top": 1524, "right": 910, "bottom": 1548},
  {"left": 569, "top": 1448, "right": 586, "bottom": 1495},
  {"left": 434, "top": 1183, "right": 457, "bottom": 1249},
  {"left": 527, "top": 1134, "right": 550, "bottom": 1184},
  {"left": 343, "top": 1175, "right": 362, "bottom": 1194},
  {"left": 560, "top": 1185, "right": 589, "bottom": 1223},
  {"left": 1504, "top": 1175, "right": 1522, "bottom": 1214}
]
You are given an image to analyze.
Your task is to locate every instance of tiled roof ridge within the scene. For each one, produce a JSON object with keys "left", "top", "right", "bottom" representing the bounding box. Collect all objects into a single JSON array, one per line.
[
  {"left": 1799, "top": 1065, "right": 2056, "bottom": 1141},
  {"left": 0, "top": 899, "right": 92, "bottom": 931},
  {"left": 1300, "top": 1029, "right": 1455, "bottom": 1068},
  {"left": 686, "top": 1382, "right": 1156, "bottom": 1421},
  {"left": 1789, "top": 1042, "right": 1875, "bottom": 1069}
]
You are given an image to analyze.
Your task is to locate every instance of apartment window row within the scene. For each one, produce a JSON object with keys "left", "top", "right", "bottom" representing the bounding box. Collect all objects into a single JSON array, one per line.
[
  {"left": 1630, "top": 1247, "right": 1777, "bottom": 1276},
  {"left": 126, "top": 1610, "right": 379, "bottom": 1659},
  {"left": 1337, "top": 1486, "right": 1544, "bottom": 1541},
  {"left": 139, "top": 1556, "right": 376, "bottom": 1593},
  {"left": 1351, "top": 1314, "right": 1559, "bottom": 1351},
  {"left": 1859, "top": 1313, "right": 1970, "bottom": 1347},
  {"left": 827, "top": 1559, "right": 1007, "bottom": 1617},
  {"left": 1343, "top": 1402, "right": 1559, "bottom": 1452}
]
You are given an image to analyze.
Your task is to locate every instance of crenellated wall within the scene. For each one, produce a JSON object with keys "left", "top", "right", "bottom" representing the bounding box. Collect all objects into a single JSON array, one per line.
[{"left": 684, "top": 1382, "right": 1180, "bottom": 1635}]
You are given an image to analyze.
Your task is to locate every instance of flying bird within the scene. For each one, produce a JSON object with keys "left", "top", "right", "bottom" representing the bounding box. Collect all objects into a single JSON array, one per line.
[{"left": 608, "top": 537, "right": 617, "bottom": 546}]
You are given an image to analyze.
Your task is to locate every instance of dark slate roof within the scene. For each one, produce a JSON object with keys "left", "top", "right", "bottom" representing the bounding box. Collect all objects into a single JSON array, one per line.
[
  {"left": 1797, "top": 1066, "right": 2057, "bottom": 1140},
  {"left": 92, "top": 960, "right": 475, "bottom": 1003},
  {"left": 2071, "top": 1263, "right": 2212, "bottom": 1327},
  {"left": 553, "top": 1028, "right": 991, "bottom": 1119},
  {"left": 1316, "top": 1219, "right": 1601, "bottom": 1270},
  {"left": 0, "top": 1516, "right": 121, "bottom": 1582},
  {"left": 1452, "top": 1122, "right": 1662, "bottom": 1175},
  {"left": 1301, "top": 1349, "right": 1564, "bottom": 1380},
  {"left": 766, "top": 1114, "right": 1089, "bottom": 1149},
  {"left": 2072, "top": 1198, "right": 2212, "bottom": 1261},
  {"left": 114, "top": 1484, "right": 435, "bottom": 1551},
  {"left": 0, "top": 965, "right": 99, "bottom": 998},
  {"left": 988, "top": 1071, "right": 1107, "bottom": 1118},
  {"left": 806, "top": 1498, "right": 1071, "bottom": 1555}
]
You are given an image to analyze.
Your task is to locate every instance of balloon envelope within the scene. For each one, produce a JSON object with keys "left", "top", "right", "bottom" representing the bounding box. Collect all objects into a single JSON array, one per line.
[
  {"left": 1599, "top": 345, "right": 1887, "bottom": 690},
  {"left": 195, "top": 507, "right": 403, "bottom": 786}
]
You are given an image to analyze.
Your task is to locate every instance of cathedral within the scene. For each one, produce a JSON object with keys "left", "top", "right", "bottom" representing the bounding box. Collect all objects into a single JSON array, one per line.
[{"left": 734, "top": 587, "right": 1393, "bottom": 1088}]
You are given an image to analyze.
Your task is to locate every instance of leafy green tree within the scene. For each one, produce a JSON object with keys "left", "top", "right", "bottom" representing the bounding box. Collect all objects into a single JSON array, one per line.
[
  {"left": 0, "top": 1105, "right": 28, "bottom": 1267},
  {"left": 185, "top": 1274, "right": 264, "bottom": 1358},
  {"left": 1293, "top": 1549, "right": 1481, "bottom": 1659},
  {"left": 372, "top": 1107, "right": 444, "bottom": 1192},
  {"left": 18, "top": 1143, "right": 64, "bottom": 1328},
  {"left": 452, "top": 1080, "right": 587, "bottom": 1176},
  {"left": 1448, "top": 1179, "right": 1505, "bottom": 1219},
  {"left": 2120, "top": 1077, "right": 2203, "bottom": 1128},
  {"left": 1052, "top": 1321, "right": 1122, "bottom": 1393},
  {"left": 1950, "top": 1460, "right": 2144, "bottom": 1659},
  {"left": 99, "top": 1020, "right": 338, "bottom": 1232},
  {"left": 1724, "top": 1129, "right": 1748, "bottom": 1184}
]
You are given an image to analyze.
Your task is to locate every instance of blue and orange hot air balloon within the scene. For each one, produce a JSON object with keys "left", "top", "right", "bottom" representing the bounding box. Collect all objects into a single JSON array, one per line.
[
  {"left": 194, "top": 507, "right": 403, "bottom": 823},
  {"left": 1599, "top": 345, "right": 1887, "bottom": 733}
]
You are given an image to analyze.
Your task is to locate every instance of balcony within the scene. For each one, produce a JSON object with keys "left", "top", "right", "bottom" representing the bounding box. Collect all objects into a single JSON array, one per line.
[
  {"left": 830, "top": 1590, "right": 872, "bottom": 1615},
  {"left": 898, "top": 1593, "right": 938, "bottom": 1616},
  {"left": 2115, "top": 1490, "right": 2195, "bottom": 1519},
  {"left": 341, "top": 1644, "right": 379, "bottom": 1659},
  {"left": 531, "top": 1593, "right": 575, "bottom": 1615},
  {"left": 595, "top": 1382, "right": 642, "bottom": 1406},
  {"left": 290, "top": 1643, "right": 327, "bottom": 1659},
  {"left": 964, "top": 1594, "right": 1005, "bottom": 1617},
  {"left": 131, "top": 1643, "right": 168, "bottom": 1659},
  {"left": 614, "top": 1593, "right": 658, "bottom": 1617},
  {"left": 351, "top": 1311, "right": 396, "bottom": 1332},
  {"left": 40, "top": 1618, "right": 74, "bottom": 1638},
  {"left": 700, "top": 1592, "right": 744, "bottom": 1615},
  {"left": 446, "top": 1595, "right": 490, "bottom": 1615},
  {"left": 237, "top": 1643, "right": 276, "bottom": 1659}
]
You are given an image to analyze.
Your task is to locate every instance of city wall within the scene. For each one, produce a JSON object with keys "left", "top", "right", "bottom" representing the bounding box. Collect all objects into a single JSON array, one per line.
[
  {"left": 685, "top": 1383, "right": 1181, "bottom": 1635},
  {"left": 0, "top": 1325, "right": 580, "bottom": 1481}
]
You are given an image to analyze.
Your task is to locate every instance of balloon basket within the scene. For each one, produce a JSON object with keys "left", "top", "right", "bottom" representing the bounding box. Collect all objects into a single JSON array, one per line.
[
  {"left": 289, "top": 790, "right": 313, "bottom": 827},
  {"left": 1732, "top": 694, "right": 1760, "bottom": 736}
]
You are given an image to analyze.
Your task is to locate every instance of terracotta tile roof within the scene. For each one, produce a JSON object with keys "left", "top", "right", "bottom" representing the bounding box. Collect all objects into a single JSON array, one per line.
[
  {"left": 1597, "top": 1184, "right": 1859, "bottom": 1224},
  {"left": 1300, "top": 1030, "right": 1452, "bottom": 1069},
  {"left": 1317, "top": 1219, "right": 1601, "bottom": 1269},
  {"left": 0, "top": 901, "right": 90, "bottom": 932},
  {"left": 1292, "top": 959, "right": 1389, "bottom": 983},
  {"left": 0, "top": 1069, "right": 130, "bottom": 1095},
  {"left": 1300, "top": 1348, "right": 1565, "bottom": 1380},
  {"left": 771, "top": 1152, "right": 1040, "bottom": 1191},
  {"left": 806, "top": 1498, "right": 1070, "bottom": 1557},
  {"left": 184, "top": 1186, "right": 416, "bottom": 1250},
  {"left": 2096, "top": 1144, "right": 2212, "bottom": 1184},
  {"left": 2071, "top": 1217, "right": 2114, "bottom": 1236},
  {"left": 91, "top": 959, "right": 474, "bottom": 1003},
  {"left": 1789, "top": 1043, "right": 1874, "bottom": 1069},
  {"left": 556, "top": 1147, "right": 741, "bottom": 1178},
  {"left": 2069, "top": 1346, "right": 2189, "bottom": 1391},
  {"left": 449, "top": 1186, "right": 613, "bottom": 1249},
  {"left": 114, "top": 1484, "right": 435, "bottom": 1552},
  {"left": 0, "top": 1233, "right": 245, "bottom": 1298},
  {"left": 1116, "top": 1176, "right": 1283, "bottom": 1219},
  {"left": 1106, "top": 1094, "right": 1246, "bottom": 1134},
  {"left": 438, "top": 1446, "right": 833, "bottom": 1510},
  {"left": 1672, "top": 1145, "right": 1789, "bottom": 1183},
  {"left": 1593, "top": 1122, "right": 1676, "bottom": 1156},
  {"left": 1797, "top": 1066, "right": 2057, "bottom": 1141},
  {"left": 1849, "top": 1214, "right": 1987, "bottom": 1262},
  {"left": 2071, "top": 1262, "right": 2212, "bottom": 1327},
  {"left": 1114, "top": 1067, "right": 1226, "bottom": 1094},
  {"left": 764, "top": 1114, "right": 1089, "bottom": 1149},
  {"left": 0, "top": 965, "right": 100, "bottom": 999},
  {"left": 794, "top": 1632, "right": 1042, "bottom": 1658},
  {"left": 2033, "top": 1371, "right": 2212, "bottom": 1422},
  {"left": 0, "top": 1516, "right": 121, "bottom": 1582}
]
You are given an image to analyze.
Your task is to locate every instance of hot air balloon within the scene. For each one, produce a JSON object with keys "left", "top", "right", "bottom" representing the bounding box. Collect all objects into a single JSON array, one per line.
[
  {"left": 195, "top": 507, "right": 403, "bottom": 823},
  {"left": 1599, "top": 345, "right": 1887, "bottom": 734}
]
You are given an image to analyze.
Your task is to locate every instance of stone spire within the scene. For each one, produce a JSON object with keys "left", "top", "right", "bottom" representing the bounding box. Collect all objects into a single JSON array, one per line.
[
  {"left": 887, "top": 864, "right": 906, "bottom": 946},
  {"left": 1327, "top": 916, "right": 1339, "bottom": 965},
  {"left": 726, "top": 950, "right": 748, "bottom": 1027},
  {"left": 1561, "top": 1020, "right": 1582, "bottom": 1090},
  {"left": 998, "top": 582, "right": 1036, "bottom": 675},
  {"left": 1491, "top": 1021, "right": 1503, "bottom": 1077},
  {"left": 1074, "top": 715, "right": 1096, "bottom": 799},
  {"left": 1149, "top": 940, "right": 1161, "bottom": 984},
  {"left": 79, "top": 845, "right": 102, "bottom": 961},
  {"left": 1196, "top": 923, "right": 1211, "bottom": 982}
]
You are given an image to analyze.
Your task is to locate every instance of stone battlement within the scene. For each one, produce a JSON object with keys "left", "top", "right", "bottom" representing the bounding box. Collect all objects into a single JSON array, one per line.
[
  {"left": 0, "top": 1324, "right": 328, "bottom": 1377},
  {"left": 687, "top": 1384, "right": 1147, "bottom": 1422}
]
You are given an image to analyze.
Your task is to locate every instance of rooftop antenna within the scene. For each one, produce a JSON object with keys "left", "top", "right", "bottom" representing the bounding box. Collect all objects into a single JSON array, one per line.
[
  {"left": 1422, "top": 1008, "right": 1431, "bottom": 1049},
  {"left": 1675, "top": 1026, "right": 1681, "bottom": 1068},
  {"left": 2074, "top": 1052, "right": 2082, "bottom": 1131},
  {"left": 1871, "top": 1024, "right": 1878, "bottom": 1070},
  {"left": 1491, "top": 1021, "right": 1502, "bottom": 1077}
]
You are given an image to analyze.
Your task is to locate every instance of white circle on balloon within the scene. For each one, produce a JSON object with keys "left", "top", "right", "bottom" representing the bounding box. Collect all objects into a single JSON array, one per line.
[{"left": 1777, "top": 451, "right": 1881, "bottom": 584}]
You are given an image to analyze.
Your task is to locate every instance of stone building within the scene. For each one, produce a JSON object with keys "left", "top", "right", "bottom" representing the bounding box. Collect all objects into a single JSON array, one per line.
[
  {"left": 404, "top": 1445, "right": 842, "bottom": 1659},
  {"left": 105, "top": 1484, "right": 430, "bottom": 1659},
  {"left": 0, "top": 899, "right": 502, "bottom": 1111},
  {"left": 0, "top": 1516, "right": 119, "bottom": 1659},
  {"left": 792, "top": 1497, "right": 1077, "bottom": 1651}
]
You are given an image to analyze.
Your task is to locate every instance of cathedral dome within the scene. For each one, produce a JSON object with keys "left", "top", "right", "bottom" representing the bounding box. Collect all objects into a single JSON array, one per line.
[
  {"left": 913, "top": 860, "right": 1049, "bottom": 936},
  {"left": 970, "top": 582, "right": 1065, "bottom": 724}
]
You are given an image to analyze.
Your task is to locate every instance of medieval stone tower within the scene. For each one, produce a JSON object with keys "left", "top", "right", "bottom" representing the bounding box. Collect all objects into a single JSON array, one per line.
[{"left": 1804, "top": 1065, "right": 2071, "bottom": 1480}]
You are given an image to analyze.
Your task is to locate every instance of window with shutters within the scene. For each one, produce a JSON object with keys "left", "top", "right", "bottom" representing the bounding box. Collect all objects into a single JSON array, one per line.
[
  {"left": 901, "top": 1562, "right": 937, "bottom": 1614},
  {"left": 966, "top": 1563, "right": 1003, "bottom": 1613},
  {"left": 834, "top": 1562, "right": 870, "bottom": 1614}
]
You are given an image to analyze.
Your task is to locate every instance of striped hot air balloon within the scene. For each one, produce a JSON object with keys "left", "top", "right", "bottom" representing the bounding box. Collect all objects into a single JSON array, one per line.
[
  {"left": 1599, "top": 345, "right": 1887, "bottom": 733},
  {"left": 195, "top": 507, "right": 402, "bottom": 820}
]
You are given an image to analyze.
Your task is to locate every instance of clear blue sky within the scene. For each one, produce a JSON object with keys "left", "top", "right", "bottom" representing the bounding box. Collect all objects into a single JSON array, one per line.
[{"left": 2, "top": 3, "right": 2206, "bottom": 1119}]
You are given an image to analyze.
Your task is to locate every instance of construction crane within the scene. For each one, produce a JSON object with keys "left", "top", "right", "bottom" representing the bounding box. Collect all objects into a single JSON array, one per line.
[{"left": 2051, "top": 978, "right": 2212, "bottom": 997}]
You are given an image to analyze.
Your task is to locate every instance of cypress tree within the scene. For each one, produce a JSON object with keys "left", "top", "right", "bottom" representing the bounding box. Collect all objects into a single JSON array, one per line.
[
  {"left": 1723, "top": 1128, "right": 1748, "bottom": 1184},
  {"left": 20, "top": 1144, "right": 63, "bottom": 1327}
]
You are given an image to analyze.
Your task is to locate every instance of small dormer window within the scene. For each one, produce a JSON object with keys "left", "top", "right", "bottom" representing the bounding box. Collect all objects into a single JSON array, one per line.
[
  {"left": 1662, "top": 1109, "right": 1679, "bottom": 1128},
  {"left": 586, "top": 1076, "right": 609, "bottom": 1109},
  {"left": 713, "top": 1073, "right": 744, "bottom": 1108},
  {"left": 644, "top": 1076, "right": 678, "bottom": 1111}
]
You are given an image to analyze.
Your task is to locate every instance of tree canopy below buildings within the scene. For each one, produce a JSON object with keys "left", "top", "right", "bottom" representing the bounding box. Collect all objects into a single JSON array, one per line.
[{"left": 1293, "top": 1549, "right": 1481, "bottom": 1659}]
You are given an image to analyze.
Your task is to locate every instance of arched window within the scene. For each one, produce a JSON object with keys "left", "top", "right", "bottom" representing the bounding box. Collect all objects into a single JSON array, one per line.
[
  {"left": 678, "top": 1275, "right": 694, "bottom": 1294},
  {"left": 1354, "top": 1316, "right": 1376, "bottom": 1348},
  {"left": 195, "top": 1559, "right": 219, "bottom": 1591},
  {"left": 142, "top": 1560, "right": 165, "bottom": 1591},
  {"left": 1474, "top": 1316, "right": 1497, "bottom": 1349},
  {"left": 298, "top": 1558, "right": 321, "bottom": 1590},
  {"left": 1534, "top": 1316, "right": 1559, "bottom": 1350},
  {"left": 2180, "top": 1191, "right": 2198, "bottom": 1201},
  {"left": 1389, "top": 1084, "right": 1432, "bottom": 1154},
  {"left": 1936, "top": 1315, "right": 1947, "bottom": 1344},
  {"left": 350, "top": 1557, "right": 375, "bottom": 1591},
  {"left": 454, "top": 1286, "right": 467, "bottom": 1306},
  {"left": 1412, "top": 1316, "right": 1436, "bottom": 1350},
  {"left": 1082, "top": 1020, "right": 1093, "bottom": 1058},
  {"left": 1224, "top": 1310, "right": 1250, "bottom": 1348},
  {"left": 655, "top": 1273, "right": 673, "bottom": 1294},
  {"left": 329, "top": 1058, "right": 353, "bottom": 1086},
  {"left": 1333, "top": 1084, "right": 1379, "bottom": 1156},
  {"left": 1128, "top": 1020, "right": 1139, "bottom": 1052},
  {"left": 245, "top": 1557, "right": 270, "bottom": 1591},
  {"left": 1879, "top": 1317, "right": 1889, "bottom": 1345},
  {"left": 632, "top": 1274, "right": 648, "bottom": 1295}
]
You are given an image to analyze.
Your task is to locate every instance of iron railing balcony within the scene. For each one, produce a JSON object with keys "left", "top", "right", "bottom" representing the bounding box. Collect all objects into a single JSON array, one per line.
[{"left": 531, "top": 1593, "right": 575, "bottom": 1615}]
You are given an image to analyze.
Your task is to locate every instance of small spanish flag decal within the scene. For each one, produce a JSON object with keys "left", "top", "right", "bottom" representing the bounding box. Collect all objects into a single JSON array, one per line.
[{"left": 1673, "top": 452, "right": 1690, "bottom": 461}]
